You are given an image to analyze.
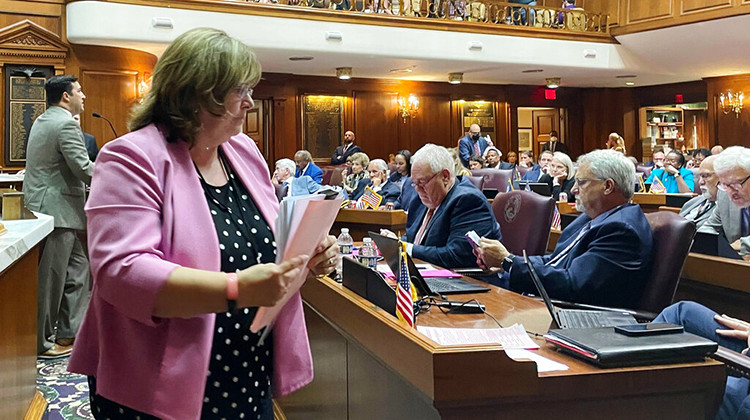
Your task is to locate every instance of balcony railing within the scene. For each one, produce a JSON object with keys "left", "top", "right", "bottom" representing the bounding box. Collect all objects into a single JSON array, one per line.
[{"left": 230, "top": 0, "right": 609, "bottom": 34}]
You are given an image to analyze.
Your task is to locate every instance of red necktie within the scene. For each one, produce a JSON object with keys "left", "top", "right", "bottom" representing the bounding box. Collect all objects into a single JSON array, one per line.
[
  {"left": 414, "top": 208, "right": 435, "bottom": 245},
  {"left": 473, "top": 141, "right": 480, "bottom": 156}
]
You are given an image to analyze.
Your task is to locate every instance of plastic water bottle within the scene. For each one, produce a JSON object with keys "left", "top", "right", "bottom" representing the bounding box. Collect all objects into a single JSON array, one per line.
[
  {"left": 336, "top": 228, "right": 354, "bottom": 280},
  {"left": 359, "top": 237, "right": 378, "bottom": 270}
]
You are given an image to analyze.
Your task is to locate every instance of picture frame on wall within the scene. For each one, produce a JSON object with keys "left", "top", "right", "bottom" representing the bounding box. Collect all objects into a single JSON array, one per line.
[
  {"left": 301, "top": 95, "right": 345, "bottom": 160},
  {"left": 4, "top": 67, "right": 53, "bottom": 167},
  {"left": 518, "top": 128, "right": 533, "bottom": 150}
]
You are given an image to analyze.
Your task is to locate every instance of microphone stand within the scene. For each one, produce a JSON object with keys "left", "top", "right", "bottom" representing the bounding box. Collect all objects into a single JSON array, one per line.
[{"left": 92, "top": 112, "right": 118, "bottom": 138}]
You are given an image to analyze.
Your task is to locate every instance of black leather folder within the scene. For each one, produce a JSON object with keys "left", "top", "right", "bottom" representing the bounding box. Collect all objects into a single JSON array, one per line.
[{"left": 545, "top": 327, "right": 717, "bottom": 368}]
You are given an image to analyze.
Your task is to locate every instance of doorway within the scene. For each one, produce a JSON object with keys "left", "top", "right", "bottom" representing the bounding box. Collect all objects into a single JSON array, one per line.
[{"left": 516, "top": 107, "right": 566, "bottom": 160}]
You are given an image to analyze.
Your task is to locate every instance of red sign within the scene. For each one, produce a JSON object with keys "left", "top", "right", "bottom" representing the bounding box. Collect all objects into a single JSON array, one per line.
[
  {"left": 545, "top": 89, "right": 556, "bottom": 100},
  {"left": 675, "top": 94, "right": 683, "bottom": 104}
]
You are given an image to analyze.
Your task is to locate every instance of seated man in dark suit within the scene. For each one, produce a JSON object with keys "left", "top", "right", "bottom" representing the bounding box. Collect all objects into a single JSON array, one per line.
[
  {"left": 483, "top": 146, "right": 514, "bottom": 170},
  {"left": 680, "top": 155, "right": 719, "bottom": 229},
  {"left": 294, "top": 149, "right": 323, "bottom": 184},
  {"left": 521, "top": 150, "right": 553, "bottom": 182},
  {"left": 478, "top": 149, "right": 654, "bottom": 309},
  {"left": 383, "top": 144, "right": 501, "bottom": 269},
  {"left": 331, "top": 130, "right": 362, "bottom": 165},
  {"left": 353, "top": 158, "right": 400, "bottom": 206}
]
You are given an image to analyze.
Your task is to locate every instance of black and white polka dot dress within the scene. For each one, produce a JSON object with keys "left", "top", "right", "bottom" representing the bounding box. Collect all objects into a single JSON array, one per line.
[{"left": 87, "top": 153, "right": 277, "bottom": 420}]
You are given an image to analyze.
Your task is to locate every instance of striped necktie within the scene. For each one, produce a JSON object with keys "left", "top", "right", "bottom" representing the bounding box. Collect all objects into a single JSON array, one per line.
[{"left": 414, "top": 208, "right": 435, "bottom": 245}]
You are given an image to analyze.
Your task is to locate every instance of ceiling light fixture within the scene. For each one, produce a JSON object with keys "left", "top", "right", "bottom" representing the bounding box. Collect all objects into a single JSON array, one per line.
[
  {"left": 448, "top": 73, "right": 463, "bottom": 85},
  {"left": 289, "top": 56, "right": 314, "bottom": 61},
  {"left": 336, "top": 67, "right": 352, "bottom": 80},
  {"left": 545, "top": 77, "right": 560, "bottom": 89},
  {"left": 625, "top": 81, "right": 635, "bottom": 86}
]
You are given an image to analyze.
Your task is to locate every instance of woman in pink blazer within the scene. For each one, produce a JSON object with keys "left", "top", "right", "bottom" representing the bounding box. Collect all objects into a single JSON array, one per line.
[{"left": 68, "top": 28, "right": 337, "bottom": 420}]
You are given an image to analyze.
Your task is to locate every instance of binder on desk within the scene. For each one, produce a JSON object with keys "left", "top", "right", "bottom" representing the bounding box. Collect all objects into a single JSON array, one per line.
[
  {"left": 690, "top": 231, "right": 743, "bottom": 260},
  {"left": 545, "top": 327, "right": 717, "bottom": 368}
]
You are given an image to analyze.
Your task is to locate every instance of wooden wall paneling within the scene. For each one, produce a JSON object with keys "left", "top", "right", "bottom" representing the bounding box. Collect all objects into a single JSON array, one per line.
[
  {"left": 0, "top": 1, "right": 62, "bottom": 36},
  {"left": 582, "top": 0, "right": 621, "bottom": 28},
  {"left": 495, "top": 101, "right": 512, "bottom": 155},
  {"left": 626, "top": 0, "right": 673, "bottom": 24},
  {"left": 353, "top": 90, "right": 399, "bottom": 160},
  {"left": 407, "top": 94, "right": 451, "bottom": 152},
  {"left": 681, "top": 0, "right": 733, "bottom": 15},
  {"left": 705, "top": 73, "right": 750, "bottom": 148},
  {"left": 80, "top": 70, "right": 137, "bottom": 147}
]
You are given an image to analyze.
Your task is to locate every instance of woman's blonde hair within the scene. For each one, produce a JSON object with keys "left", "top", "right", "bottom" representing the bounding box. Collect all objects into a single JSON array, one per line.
[
  {"left": 129, "top": 28, "right": 261, "bottom": 145},
  {"left": 349, "top": 152, "right": 370, "bottom": 168}
]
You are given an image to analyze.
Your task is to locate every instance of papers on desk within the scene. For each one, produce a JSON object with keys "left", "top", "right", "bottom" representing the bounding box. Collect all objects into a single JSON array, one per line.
[
  {"left": 250, "top": 193, "right": 343, "bottom": 333},
  {"left": 417, "top": 324, "right": 539, "bottom": 350},
  {"left": 504, "top": 349, "right": 569, "bottom": 372}
]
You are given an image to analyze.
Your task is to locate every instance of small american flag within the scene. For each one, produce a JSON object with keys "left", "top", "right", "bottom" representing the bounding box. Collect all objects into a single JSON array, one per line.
[
  {"left": 649, "top": 176, "right": 667, "bottom": 194},
  {"left": 359, "top": 185, "right": 383, "bottom": 209},
  {"left": 506, "top": 178, "right": 514, "bottom": 192},
  {"left": 637, "top": 173, "right": 646, "bottom": 193},
  {"left": 551, "top": 204, "right": 562, "bottom": 230},
  {"left": 396, "top": 244, "right": 415, "bottom": 327}
]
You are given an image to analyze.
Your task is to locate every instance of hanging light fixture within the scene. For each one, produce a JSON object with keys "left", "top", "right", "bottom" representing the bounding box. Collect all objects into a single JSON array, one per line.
[
  {"left": 719, "top": 90, "right": 744, "bottom": 118},
  {"left": 448, "top": 73, "right": 463, "bottom": 85},
  {"left": 397, "top": 94, "right": 419, "bottom": 122},
  {"left": 545, "top": 77, "right": 560, "bottom": 89},
  {"left": 336, "top": 67, "right": 352, "bottom": 80}
]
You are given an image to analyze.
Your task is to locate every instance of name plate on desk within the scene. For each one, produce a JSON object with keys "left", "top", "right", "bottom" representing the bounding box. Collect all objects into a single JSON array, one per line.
[{"left": 0, "top": 190, "right": 36, "bottom": 221}]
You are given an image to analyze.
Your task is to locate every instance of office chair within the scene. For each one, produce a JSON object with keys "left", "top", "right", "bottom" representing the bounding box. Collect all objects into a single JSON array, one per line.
[
  {"left": 471, "top": 168, "right": 514, "bottom": 191},
  {"left": 491, "top": 190, "right": 555, "bottom": 256},
  {"left": 466, "top": 175, "right": 485, "bottom": 190},
  {"left": 274, "top": 183, "right": 288, "bottom": 202}
]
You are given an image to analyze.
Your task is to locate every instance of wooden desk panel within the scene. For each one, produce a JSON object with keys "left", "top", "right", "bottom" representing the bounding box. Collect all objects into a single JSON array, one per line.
[
  {"left": 632, "top": 193, "right": 695, "bottom": 213},
  {"left": 331, "top": 208, "right": 407, "bottom": 241},
  {"left": 279, "top": 275, "right": 725, "bottom": 419}
]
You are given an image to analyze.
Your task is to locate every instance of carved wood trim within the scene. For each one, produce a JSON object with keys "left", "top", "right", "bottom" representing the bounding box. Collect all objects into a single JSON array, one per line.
[{"left": 0, "top": 20, "right": 68, "bottom": 64}]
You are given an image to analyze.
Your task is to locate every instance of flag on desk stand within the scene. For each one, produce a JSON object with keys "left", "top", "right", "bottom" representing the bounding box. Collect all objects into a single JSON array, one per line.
[
  {"left": 649, "top": 176, "right": 667, "bottom": 194},
  {"left": 551, "top": 204, "right": 562, "bottom": 231},
  {"left": 396, "top": 242, "right": 417, "bottom": 327},
  {"left": 359, "top": 185, "right": 383, "bottom": 209},
  {"left": 506, "top": 178, "right": 515, "bottom": 192},
  {"left": 637, "top": 173, "right": 646, "bottom": 193}
]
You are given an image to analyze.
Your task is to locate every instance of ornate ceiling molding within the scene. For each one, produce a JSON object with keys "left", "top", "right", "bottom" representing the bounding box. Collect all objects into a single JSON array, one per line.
[{"left": 0, "top": 19, "right": 68, "bottom": 63}]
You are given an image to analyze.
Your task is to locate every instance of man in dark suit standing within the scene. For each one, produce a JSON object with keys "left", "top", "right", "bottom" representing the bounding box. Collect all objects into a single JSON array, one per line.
[
  {"left": 293, "top": 149, "right": 323, "bottom": 184},
  {"left": 23, "top": 75, "right": 95, "bottom": 358},
  {"left": 331, "top": 130, "right": 361, "bottom": 165},
  {"left": 541, "top": 130, "right": 568, "bottom": 154},
  {"left": 478, "top": 149, "right": 653, "bottom": 309},
  {"left": 458, "top": 124, "right": 489, "bottom": 168},
  {"left": 384, "top": 144, "right": 501, "bottom": 269}
]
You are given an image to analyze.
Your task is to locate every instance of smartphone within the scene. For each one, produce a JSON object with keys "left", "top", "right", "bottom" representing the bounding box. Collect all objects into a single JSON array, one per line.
[
  {"left": 614, "top": 323, "right": 684, "bottom": 337},
  {"left": 465, "top": 230, "right": 481, "bottom": 253}
]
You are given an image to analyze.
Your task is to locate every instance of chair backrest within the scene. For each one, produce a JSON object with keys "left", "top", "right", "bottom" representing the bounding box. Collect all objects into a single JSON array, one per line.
[
  {"left": 274, "top": 183, "right": 288, "bottom": 202},
  {"left": 321, "top": 166, "right": 335, "bottom": 185},
  {"left": 639, "top": 211, "right": 697, "bottom": 314},
  {"left": 466, "top": 175, "right": 485, "bottom": 190},
  {"left": 328, "top": 166, "right": 346, "bottom": 186},
  {"left": 516, "top": 165, "right": 530, "bottom": 177},
  {"left": 691, "top": 168, "right": 701, "bottom": 193},
  {"left": 471, "top": 168, "right": 514, "bottom": 191},
  {"left": 491, "top": 190, "right": 556, "bottom": 255},
  {"left": 636, "top": 165, "right": 652, "bottom": 179}
]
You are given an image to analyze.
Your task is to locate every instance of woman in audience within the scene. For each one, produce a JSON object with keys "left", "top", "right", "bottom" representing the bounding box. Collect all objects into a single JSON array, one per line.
[
  {"left": 469, "top": 155, "right": 485, "bottom": 170},
  {"left": 506, "top": 151, "right": 518, "bottom": 165},
  {"left": 539, "top": 151, "right": 576, "bottom": 202},
  {"left": 606, "top": 132, "right": 627, "bottom": 154},
  {"left": 341, "top": 152, "right": 370, "bottom": 198},
  {"left": 388, "top": 149, "right": 411, "bottom": 185},
  {"left": 449, "top": 147, "right": 472, "bottom": 177},
  {"left": 645, "top": 149, "right": 694, "bottom": 193},
  {"left": 67, "top": 28, "right": 338, "bottom": 420}
]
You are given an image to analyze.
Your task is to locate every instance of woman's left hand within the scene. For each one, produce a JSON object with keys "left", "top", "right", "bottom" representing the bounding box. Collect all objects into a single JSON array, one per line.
[{"left": 308, "top": 235, "right": 339, "bottom": 277}]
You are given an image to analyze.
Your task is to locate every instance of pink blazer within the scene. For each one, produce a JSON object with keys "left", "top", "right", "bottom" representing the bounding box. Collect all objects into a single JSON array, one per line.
[{"left": 68, "top": 124, "right": 313, "bottom": 420}]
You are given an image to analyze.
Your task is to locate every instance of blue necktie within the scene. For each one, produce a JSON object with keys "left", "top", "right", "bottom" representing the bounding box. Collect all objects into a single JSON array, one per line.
[{"left": 741, "top": 207, "right": 750, "bottom": 237}]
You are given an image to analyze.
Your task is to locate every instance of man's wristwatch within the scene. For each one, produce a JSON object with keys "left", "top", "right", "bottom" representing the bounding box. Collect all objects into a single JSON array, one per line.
[{"left": 502, "top": 254, "right": 515, "bottom": 272}]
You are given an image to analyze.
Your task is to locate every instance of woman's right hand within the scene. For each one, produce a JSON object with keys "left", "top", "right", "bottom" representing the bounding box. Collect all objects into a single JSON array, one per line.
[
  {"left": 237, "top": 255, "right": 308, "bottom": 307},
  {"left": 341, "top": 168, "right": 349, "bottom": 178}
]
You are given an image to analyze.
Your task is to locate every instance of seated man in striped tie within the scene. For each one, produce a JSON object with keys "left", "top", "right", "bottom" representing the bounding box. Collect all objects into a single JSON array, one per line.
[
  {"left": 698, "top": 146, "right": 750, "bottom": 260},
  {"left": 382, "top": 144, "right": 501, "bottom": 269},
  {"left": 477, "top": 149, "right": 654, "bottom": 309},
  {"left": 680, "top": 155, "right": 719, "bottom": 228}
]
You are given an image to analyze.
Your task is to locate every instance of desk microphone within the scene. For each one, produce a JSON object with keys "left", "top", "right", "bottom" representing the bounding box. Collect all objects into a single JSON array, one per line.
[
  {"left": 92, "top": 112, "right": 119, "bottom": 138},
  {"left": 432, "top": 300, "right": 486, "bottom": 314}
]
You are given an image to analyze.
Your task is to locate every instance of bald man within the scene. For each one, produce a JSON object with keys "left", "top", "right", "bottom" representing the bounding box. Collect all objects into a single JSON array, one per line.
[
  {"left": 458, "top": 123, "right": 489, "bottom": 168},
  {"left": 331, "top": 130, "right": 361, "bottom": 165}
]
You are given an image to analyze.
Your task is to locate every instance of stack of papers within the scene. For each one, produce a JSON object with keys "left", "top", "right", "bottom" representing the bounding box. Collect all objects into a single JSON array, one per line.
[{"left": 416, "top": 324, "right": 539, "bottom": 349}]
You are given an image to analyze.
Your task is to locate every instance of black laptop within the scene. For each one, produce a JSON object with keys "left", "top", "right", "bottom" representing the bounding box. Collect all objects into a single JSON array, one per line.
[
  {"left": 690, "top": 231, "right": 743, "bottom": 260},
  {"left": 523, "top": 251, "right": 637, "bottom": 329},
  {"left": 528, "top": 183, "right": 552, "bottom": 197},
  {"left": 369, "top": 232, "right": 490, "bottom": 296}
]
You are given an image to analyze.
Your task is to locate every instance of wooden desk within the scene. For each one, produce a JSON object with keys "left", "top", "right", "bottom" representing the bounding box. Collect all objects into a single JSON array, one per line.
[
  {"left": 632, "top": 193, "right": 695, "bottom": 213},
  {"left": 279, "top": 276, "right": 725, "bottom": 419},
  {"left": 331, "top": 208, "right": 407, "bottom": 241}
]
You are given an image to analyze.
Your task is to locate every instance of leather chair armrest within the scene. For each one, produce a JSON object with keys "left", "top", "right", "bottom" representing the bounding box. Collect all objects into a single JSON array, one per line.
[{"left": 712, "top": 346, "right": 750, "bottom": 379}]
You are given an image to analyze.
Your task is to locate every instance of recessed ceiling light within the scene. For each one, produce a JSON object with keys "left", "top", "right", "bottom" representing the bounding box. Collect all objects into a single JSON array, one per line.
[
  {"left": 448, "top": 73, "right": 463, "bottom": 84},
  {"left": 389, "top": 66, "right": 415, "bottom": 74},
  {"left": 545, "top": 77, "right": 560, "bottom": 89},
  {"left": 616, "top": 74, "right": 637, "bottom": 78},
  {"left": 625, "top": 81, "right": 635, "bottom": 86},
  {"left": 289, "top": 56, "right": 314, "bottom": 61},
  {"left": 522, "top": 69, "right": 544, "bottom": 73},
  {"left": 336, "top": 67, "right": 352, "bottom": 80}
]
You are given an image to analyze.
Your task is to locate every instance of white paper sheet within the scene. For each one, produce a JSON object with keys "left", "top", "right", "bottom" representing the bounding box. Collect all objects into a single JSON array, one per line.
[
  {"left": 504, "top": 349, "right": 569, "bottom": 372},
  {"left": 416, "top": 324, "right": 539, "bottom": 349}
]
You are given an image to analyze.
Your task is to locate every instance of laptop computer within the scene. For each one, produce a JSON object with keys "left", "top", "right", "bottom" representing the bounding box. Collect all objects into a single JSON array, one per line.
[
  {"left": 369, "top": 232, "right": 491, "bottom": 296},
  {"left": 522, "top": 251, "right": 637, "bottom": 329},
  {"left": 528, "top": 183, "right": 552, "bottom": 197},
  {"left": 690, "top": 231, "right": 743, "bottom": 260},
  {"left": 482, "top": 188, "right": 499, "bottom": 200}
]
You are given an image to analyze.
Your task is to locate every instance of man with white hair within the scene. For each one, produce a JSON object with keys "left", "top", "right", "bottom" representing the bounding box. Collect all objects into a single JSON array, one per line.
[
  {"left": 384, "top": 144, "right": 501, "bottom": 269},
  {"left": 477, "top": 149, "right": 654, "bottom": 308},
  {"left": 698, "top": 146, "right": 750, "bottom": 258},
  {"left": 272, "top": 158, "right": 320, "bottom": 196},
  {"left": 680, "top": 155, "right": 719, "bottom": 228},
  {"left": 353, "top": 159, "right": 400, "bottom": 205}
]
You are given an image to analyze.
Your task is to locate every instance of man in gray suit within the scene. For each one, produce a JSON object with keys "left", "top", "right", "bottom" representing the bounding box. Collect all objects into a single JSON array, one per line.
[
  {"left": 680, "top": 155, "right": 719, "bottom": 228},
  {"left": 23, "top": 75, "right": 94, "bottom": 357},
  {"left": 698, "top": 146, "right": 750, "bottom": 259}
]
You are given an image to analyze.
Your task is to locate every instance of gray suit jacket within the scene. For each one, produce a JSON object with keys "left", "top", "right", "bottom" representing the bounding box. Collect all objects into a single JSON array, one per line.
[
  {"left": 23, "top": 106, "right": 95, "bottom": 230},
  {"left": 698, "top": 190, "right": 750, "bottom": 255},
  {"left": 679, "top": 195, "right": 715, "bottom": 229}
]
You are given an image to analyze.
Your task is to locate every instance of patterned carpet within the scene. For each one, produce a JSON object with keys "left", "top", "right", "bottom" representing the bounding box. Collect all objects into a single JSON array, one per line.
[{"left": 37, "top": 356, "right": 93, "bottom": 420}]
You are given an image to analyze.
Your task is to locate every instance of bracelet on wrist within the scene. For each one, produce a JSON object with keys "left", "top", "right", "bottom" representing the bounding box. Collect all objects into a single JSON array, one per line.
[{"left": 226, "top": 272, "right": 238, "bottom": 312}]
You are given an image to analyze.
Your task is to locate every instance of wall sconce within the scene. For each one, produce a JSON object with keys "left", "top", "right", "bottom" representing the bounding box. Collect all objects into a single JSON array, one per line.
[
  {"left": 545, "top": 77, "right": 560, "bottom": 89},
  {"left": 397, "top": 94, "right": 419, "bottom": 122},
  {"left": 448, "top": 72, "right": 463, "bottom": 85},
  {"left": 719, "top": 90, "right": 744, "bottom": 118},
  {"left": 336, "top": 67, "right": 352, "bottom": 80},
  {"left": 137, "top": 72, "right": 152, "bottom": 103}
]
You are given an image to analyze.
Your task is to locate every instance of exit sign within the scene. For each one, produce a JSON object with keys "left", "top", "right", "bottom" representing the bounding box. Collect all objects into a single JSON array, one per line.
[{"left": 545, "top": 89, "right": 557, "bottom": 100}]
